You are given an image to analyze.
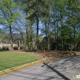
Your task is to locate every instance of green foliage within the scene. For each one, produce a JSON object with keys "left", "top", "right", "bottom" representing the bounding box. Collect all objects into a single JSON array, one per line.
[
  {"left": 0, "top": 0, "right": 21, "bottom": 27},
  {"left": 13, "top": 46, "right": 18, "bottom": 50},
  {"left": 0, "top": 0, "right": 80, "bottom": 51},
  {"left": 0, "top": 46, "right": 9, "bottom": 51},
  {"left": 20, "top": 46, "right": 24, "bottom": 50}
]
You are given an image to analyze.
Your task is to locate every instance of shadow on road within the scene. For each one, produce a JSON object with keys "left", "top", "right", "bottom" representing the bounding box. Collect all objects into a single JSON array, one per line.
[
  {"left": 1, "top": 55, "right": 80, "bottom": 80},
  {"left": 43, "top": 62, "right": 70, "bottom": 80}
]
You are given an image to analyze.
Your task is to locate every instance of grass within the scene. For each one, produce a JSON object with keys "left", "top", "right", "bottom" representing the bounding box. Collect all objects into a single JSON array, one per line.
[{"left": 0, "top": 51, "right": 38, "bottom": 71}]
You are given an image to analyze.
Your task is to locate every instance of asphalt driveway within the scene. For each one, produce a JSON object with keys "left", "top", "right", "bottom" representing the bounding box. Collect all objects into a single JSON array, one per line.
[{"left": 0, "top": 55, "right": 80, "bottom": 80}]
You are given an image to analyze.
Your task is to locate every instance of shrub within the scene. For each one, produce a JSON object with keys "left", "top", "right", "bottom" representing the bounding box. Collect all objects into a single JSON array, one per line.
[
  {"left": 0, "top": 46, "right": 9, "bottom": 51},
  {"left": 20, "top": 46, "right": 24, "bottom": 50},
  {"left": 0, "top": 47, "right": 2, "bottom": 51},
  {"left": 5, "top": 46, "right": 9, "bottom": 51},
  {"left": 1, "top": 46, "right": 5, "bottom": 50},
  {"left": 13, "top": 46, "right": 18, "bottom": 50}
]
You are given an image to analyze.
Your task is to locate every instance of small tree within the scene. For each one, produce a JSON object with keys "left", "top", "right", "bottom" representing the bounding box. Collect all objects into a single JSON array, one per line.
[{"left": 0, "top": 0, "right": 21, "bottom": 50}]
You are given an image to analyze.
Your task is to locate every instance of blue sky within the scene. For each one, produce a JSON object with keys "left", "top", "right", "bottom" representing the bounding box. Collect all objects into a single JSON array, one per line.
[{"left": 0, "top": 25, "right": 3, "bottom": 28}]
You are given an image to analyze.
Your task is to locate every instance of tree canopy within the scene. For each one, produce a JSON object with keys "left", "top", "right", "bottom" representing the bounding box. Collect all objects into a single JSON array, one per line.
[{"left": 0, "top": 0, "right": 80, "bottom": 51}]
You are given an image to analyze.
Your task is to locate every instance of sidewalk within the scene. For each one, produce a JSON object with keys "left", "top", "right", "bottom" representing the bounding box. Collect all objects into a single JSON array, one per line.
[{"left": 0, "top": 55, "right": 80, "bottom": 80}]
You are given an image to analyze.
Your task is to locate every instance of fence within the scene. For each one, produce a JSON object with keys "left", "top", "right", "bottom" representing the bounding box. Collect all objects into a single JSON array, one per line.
[{"left": 0, "top": 43, "right": 18, "bottom": 50}]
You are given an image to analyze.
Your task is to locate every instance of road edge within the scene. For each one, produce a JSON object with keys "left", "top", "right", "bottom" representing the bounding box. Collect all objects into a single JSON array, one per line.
[{"left": 0, "top": 57, "right": 55, "bottom": 75}]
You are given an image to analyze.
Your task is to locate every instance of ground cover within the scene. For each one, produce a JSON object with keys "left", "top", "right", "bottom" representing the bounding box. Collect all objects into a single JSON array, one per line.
[{"left": 0, "top": 51, "right": 38, "bottom": 71}]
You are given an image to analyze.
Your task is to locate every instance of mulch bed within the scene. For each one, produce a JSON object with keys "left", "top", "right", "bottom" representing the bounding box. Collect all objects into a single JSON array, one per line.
[{"left": 36, "top": 51, "right": 80, "bottom": 58}]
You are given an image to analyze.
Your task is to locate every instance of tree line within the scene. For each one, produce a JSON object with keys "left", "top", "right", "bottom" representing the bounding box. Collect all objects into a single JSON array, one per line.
[{"left": 0, "top": 0, "right": 80, "bottom": 51}]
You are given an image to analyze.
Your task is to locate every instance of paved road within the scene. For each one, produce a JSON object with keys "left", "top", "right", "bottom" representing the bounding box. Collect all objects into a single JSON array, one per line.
[{"left": 0, "top": 55, "right": 80, "bottom": 80}]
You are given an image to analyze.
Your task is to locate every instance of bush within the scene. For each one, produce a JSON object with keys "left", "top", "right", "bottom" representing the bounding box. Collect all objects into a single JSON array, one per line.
[
  {"left": 0, "top": 46, "right": 9, "bottom": 51},
  {"left": 0, "top": 47, "right": 2, "bottom": 51},
  {"left": 20, "top": 46, "right": 24, "bottom": 50},
  {"left": 5, "top": 46, "right": 9, "bottom": 51},
  {"left": 13, "top": 46, "right": 18, "bottom": 50},
  {"left": 2, "top": 46, "right": 5, "bottom": 50}
]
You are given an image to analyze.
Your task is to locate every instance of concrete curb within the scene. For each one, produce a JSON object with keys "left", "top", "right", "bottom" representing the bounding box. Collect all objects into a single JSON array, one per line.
[{"left": 0, "top": 57, "right": 55, "bottom": 75}]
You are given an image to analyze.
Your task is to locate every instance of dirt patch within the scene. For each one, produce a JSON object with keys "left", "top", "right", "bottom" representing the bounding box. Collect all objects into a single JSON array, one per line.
[
  {"left": 36, "top": 51, "right": 80, "bottom": 58},
  {"left": 6, "top": 50, "right": 80, "bottom": 59}
]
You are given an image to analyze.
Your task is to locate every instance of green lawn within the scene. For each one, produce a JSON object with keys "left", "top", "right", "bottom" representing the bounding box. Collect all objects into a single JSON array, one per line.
[{"left": 0, "top": 51, "right": 38, "bottom": 71}]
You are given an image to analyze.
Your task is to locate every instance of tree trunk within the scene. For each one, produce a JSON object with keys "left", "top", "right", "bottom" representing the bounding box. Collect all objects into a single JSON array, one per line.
[
  {"left": 36, "top": 16, "right": 39, "bottom": 51},
  {"left": 55, "top": 28, "right": 58, "bottom": 50},
  {"left": 9, "top": 26, "right": 13, "bottom": 50},
  {"left": 55, "top": 22, "right": 58, "bottom": 50},
  {"left": 45, "top": 22, "right": 48, "bottom": 38},
  {"left": 74, "top": 26, "right": 76, "bottom": 51},
  {"left": 25, "top": 27, "right": 29, "bottom": 50},
  {"left": 47, "top": 22, "right": 50, "bottom": 51},
  {"left": 56, "top": 28, "right": 59, "bottom": 50},
  {"left": 45, "top": 22, "right": 48, "bottom": 50},
  {"left": 29, "top": 24, "right": 33, "bottom": 51},
  {"left": 20, "top": 32, "right": 24, "bottom": 44},
  {"left": 18, "top": 40, "right": 20, "bottom": 50},
  {"left": 69, "top": 33, "right": 72, "bottom": 51},
  {"left": 60, "top": 14, "right": 64, "bottom": 51}
]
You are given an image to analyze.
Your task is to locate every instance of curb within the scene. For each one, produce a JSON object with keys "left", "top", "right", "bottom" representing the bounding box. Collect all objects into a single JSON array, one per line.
[{"left": 0, "top": 57, "right": 55, "bottom": 75}]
